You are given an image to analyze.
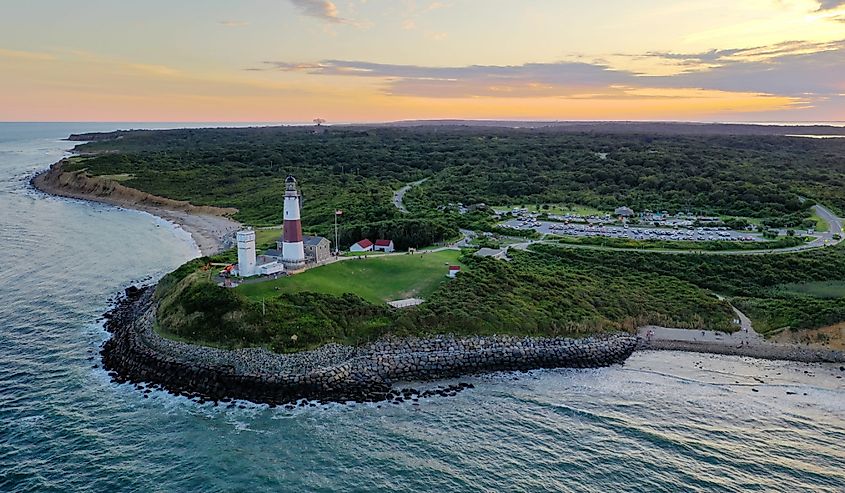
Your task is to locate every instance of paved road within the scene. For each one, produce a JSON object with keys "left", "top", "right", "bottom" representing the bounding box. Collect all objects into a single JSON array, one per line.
[
  {"left": 811, "top": 203, "right": 843, "bottom": 244},
  {"left": 392, "top": 178, "right": 428, "bottom": 213}
]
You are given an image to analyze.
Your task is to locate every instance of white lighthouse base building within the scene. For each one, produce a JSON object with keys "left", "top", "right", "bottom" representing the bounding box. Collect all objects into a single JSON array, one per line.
[{"left": 236, "top": 230, "right": 257, "bottom": 277}]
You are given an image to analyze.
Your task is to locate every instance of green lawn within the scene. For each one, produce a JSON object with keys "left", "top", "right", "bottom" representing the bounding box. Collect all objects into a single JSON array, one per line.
[
  {"left": 98, "top": 173, "right": 135, "bottom": 182},
  {"left": 342, "top": 251, "right": 389, "bottom": 257},
  {"left": 718, "top": 215, "right": 764, "bottom": 226},
  {"left": 254, "top": 227, "right": 332, "bottom": 249},
  {"left": 775, "top": 281, "right": 845, "bottom": 299},
  {"left": 236, "top": 249, "right": 464, "bottom": 304},
  {"left": 254, "top": 227, "right": 282, "bottom": 250},
  {"left": 809, "top": 211, "right": 830, "bottom": 232}
]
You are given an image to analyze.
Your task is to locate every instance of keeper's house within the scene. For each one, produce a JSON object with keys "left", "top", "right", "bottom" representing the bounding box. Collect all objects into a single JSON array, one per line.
[
  {"left": 350, "top": 238, "right": 374, "bottom": 252},
  {"left": 303, "top": 235, "right": 331, "bottom": 264},
  {"left": 275, "top": 235, "right": 332, "bottom": 264},
  {"left": 373, "top": 239, "right": 395, "bottom": 252}
]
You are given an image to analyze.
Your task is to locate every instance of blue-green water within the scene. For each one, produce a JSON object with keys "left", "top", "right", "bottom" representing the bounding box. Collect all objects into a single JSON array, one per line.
[{"left": 1, "top": 123, "right": 844, "bottom": 492}]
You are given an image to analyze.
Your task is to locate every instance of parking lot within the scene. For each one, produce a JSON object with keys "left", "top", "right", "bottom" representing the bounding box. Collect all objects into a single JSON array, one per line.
[{"left": 500, "top": 219, "right": 767, "bottom": 242}]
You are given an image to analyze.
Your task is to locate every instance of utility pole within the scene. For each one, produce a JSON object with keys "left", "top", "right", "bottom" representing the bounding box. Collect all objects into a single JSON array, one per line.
[{"left": 334, "top": 211, "right": 340, "bottom": 255}]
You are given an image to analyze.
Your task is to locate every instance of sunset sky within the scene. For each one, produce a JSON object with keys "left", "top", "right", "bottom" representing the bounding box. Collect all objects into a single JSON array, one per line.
[{"left": 1, "top": 0, "right": 844, "bottom": 122}]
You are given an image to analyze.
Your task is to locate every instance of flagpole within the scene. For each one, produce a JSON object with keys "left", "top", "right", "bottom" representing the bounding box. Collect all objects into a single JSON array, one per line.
[{"left": 334, "top": 211, "right": 339, "bottom": 255}]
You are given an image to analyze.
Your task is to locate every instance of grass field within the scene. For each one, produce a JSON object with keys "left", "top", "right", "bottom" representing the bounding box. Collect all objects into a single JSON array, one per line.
[
  {"left": 775, "top": 281, "right": 845, "bottom": 299},
  {"left": 98, "top": 173, "right": 135, "bottom": 182},
  {"left": 236, "top": 249, "right": 464, "bottom": 304},
  {"left": 253, "top": 226, "right": 332, "bottom": 250},
  {"left": 719, "top": 215, "right": 764, "bottom": 226},
  {"left": 809, "top": 211, "right": 830, "bottom": 232},
  {"left": 253, "top": 227, "right": 282, "bottom": 250},
  {"left": 342, "top": 251, "right": 389, "bottom": 257}
]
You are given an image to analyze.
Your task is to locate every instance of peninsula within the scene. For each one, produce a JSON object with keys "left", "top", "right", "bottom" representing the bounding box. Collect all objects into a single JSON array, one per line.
[{"left": 31, "top": 123, "right": 845, "bottom": 404}]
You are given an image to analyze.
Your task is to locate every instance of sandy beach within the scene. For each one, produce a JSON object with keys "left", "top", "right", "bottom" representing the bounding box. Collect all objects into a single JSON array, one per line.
[{"left": 31, "top": 160, "right": 241, "bottom": 256}]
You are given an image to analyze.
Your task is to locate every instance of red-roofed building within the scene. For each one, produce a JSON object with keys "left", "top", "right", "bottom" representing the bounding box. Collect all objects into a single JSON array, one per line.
[
  {"left": 448, "top": 265, "right": 461, "bottom": 278},
  {"left": 350, "top": 238, "right": 374, "bottom": 252},
  {"left": 373, "top": 239, "right": 395, "bottom": 252}
]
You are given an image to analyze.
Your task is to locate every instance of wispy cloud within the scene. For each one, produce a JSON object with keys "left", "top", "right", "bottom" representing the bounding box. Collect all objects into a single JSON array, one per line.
[
  {"left": 253, "top": 39, "right": 845, "bottom": 106},
  {"left": 288, "top": 0, "right": 345, "bottom": 23},
  {"left": 816, "top": 0, "right": 845, "bottom": 10},
  {"left": 255, "top": 59, "right": 637, "bottom": 98},
  {"left": 0, "top": 47, "right": 55, "bottom": 61},
  {"left": 639, "top": 40, "right": 842, "bottom": 65},
  {"left": 219, "top": 20, "right": 249, "bottom": 27}
]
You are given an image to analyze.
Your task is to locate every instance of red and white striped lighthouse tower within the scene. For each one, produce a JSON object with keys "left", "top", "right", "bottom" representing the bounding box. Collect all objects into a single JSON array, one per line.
[{"left": 282, "top": 175, "right": 306, "bottom": 271}]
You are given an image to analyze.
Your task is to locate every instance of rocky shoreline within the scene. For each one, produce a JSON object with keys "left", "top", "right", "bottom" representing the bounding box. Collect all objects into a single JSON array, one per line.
[{"left": 101, "top": 286, "right": 639, "bottom": 405}]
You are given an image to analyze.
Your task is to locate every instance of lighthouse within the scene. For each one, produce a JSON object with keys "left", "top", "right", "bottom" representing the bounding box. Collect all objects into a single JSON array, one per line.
[{"left": 281, "top": 175, "right": 306, "bottom": 271}]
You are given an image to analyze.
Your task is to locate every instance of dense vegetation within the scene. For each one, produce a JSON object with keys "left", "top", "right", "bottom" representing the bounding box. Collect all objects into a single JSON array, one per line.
[
  {"left": 532, "top": 243, "right": 845, "bottom": 336},
  {"left": 68, "top": 126, "right": 845, "bottom": 247},
  {"left": 153, "top": 249, "right": 737, "bottom": 352},
  {"left": 71, "top": 125, "right": 845, "bottom": 347}
]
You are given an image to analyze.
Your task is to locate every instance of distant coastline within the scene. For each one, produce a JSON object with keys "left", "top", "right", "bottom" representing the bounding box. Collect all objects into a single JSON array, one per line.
[{"left": 31, "top": 158, "right": 240, "bottom": 256}]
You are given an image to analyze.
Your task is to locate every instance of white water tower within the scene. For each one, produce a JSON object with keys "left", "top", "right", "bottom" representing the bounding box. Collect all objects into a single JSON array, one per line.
[{"left": 236, "top": 230, "right": 257, "bottom": 277}]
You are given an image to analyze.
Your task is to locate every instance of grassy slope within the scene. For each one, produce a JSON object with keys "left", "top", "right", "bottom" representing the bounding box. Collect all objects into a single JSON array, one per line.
[
  {"left": 775, "top": 281, "right": 845, "bottom": 299},
  {"left": 810, "top": 210, "right": 830, "bottom": 232},
  {"left": 154, "top": 248, "right": 737, "bottom": 352},
  {"left": 532, "top": 243, "right": 845, "bottom": 337},
  {"left": 254, "top": 227, "right": 282, "bottom": 250},
  {"left": 236, "top": 250, "right": 463, "bottom": 304}
]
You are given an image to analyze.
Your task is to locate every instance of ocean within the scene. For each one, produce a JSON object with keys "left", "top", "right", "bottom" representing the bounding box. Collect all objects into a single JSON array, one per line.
[{"left": 1, "top": 123, "right": 843, "bottom": 492}]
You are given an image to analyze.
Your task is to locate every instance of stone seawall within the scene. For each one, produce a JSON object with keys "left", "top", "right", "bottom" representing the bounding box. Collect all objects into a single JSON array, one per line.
[{"left": 101, "top": 287, "right": 639, "bottom": 405}]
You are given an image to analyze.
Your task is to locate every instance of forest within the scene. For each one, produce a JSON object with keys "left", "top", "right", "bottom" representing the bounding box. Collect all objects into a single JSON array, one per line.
[{"left": 66, "top": 125, "right": 845, "bottom": 247}]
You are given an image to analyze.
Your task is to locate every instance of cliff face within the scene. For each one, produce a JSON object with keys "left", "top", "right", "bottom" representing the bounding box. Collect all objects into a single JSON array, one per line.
[{"left": 32, "top": 160, "right": 238, "bottom": 218}]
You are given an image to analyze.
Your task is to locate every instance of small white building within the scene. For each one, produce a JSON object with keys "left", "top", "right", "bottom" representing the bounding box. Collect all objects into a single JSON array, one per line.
[
  {"left": 373, "top": 239, "right": 394, "bottom": 252},
  {"left": 257, "top": 262, "right": 285, "bottom": 276},
  {"left": 350, "top": 239, "right": 374, "bottom": 252},
  {"left": 448, "top": 265, "right": 461, "bottom": 278}
]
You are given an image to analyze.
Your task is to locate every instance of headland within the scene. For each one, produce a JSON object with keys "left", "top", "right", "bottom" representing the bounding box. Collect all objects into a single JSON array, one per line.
[
  {"left": 30, "top": 126, "right": 845, "bottom": 406},
  {"left": 31, "top": 159, "right": 240, "bottom": 255},
  {"left": 102, "top": 286, "right": 638, "bottom": 404}
]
